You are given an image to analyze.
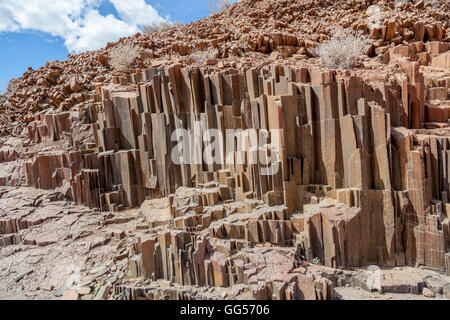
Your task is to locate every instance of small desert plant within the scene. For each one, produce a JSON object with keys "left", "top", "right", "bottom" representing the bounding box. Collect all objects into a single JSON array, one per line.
[
  {"left": 109, "top": 42, "right": 140, "bottom": 70},
  {"left": 188, "top": 48, "right": 218, "bottom": 65},
  {"left": 312, "top": 257, "right": 321, "bottom": 265},
  {"left": 310, "top": 29, "right": 370, "bottom": 69},
  {"left": 92, "top": 279, "right": 105, "bottom": 298},
  {"left": 208, "top": 0, "right": 215, "bottom": 15},
  {"left": 217, "top": 0, "right": 232, "bottom": 12},
  {"left": 208, "top": 0, "right": 233, "bottom": 15},
  {"left": 143, "top": 21, "right": 183, "bottom": 34}
]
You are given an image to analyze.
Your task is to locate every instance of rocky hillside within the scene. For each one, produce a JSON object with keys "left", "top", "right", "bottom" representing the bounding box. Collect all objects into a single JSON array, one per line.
[
  {"left": 1, "top": 0, "right": 448, "bottom": 136},
  {"left": 0, "top": 0, "right": 450, "bottom": 301}
]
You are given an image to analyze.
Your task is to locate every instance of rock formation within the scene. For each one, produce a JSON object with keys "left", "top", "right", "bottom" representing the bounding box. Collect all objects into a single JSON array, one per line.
[{"left": 0, "top": 0, "right": 450, "bottom": 300}]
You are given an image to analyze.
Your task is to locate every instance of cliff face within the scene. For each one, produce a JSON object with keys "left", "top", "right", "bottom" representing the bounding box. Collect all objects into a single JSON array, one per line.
[
  {"left": 0, "top": 0, "right": 450, "bottom": 300},
  {"left": 18, "top": 58, "right": 450, "bottom": 270}
]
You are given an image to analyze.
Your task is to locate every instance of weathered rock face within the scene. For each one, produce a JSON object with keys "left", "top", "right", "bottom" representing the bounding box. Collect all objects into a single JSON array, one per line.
[
  {"left": 16, "top": 59, "right": 450, "bottom": 274},
  {"left": 0, "top": 0, "right": 450, "bottom": 301}
]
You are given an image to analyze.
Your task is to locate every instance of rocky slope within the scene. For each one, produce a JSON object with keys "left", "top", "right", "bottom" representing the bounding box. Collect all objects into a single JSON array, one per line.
[
  {"left": 1, "top": 0, "right": 448, "bottom": 135},
  {"left": 0, "top": 0, "right": 450, "bottom": 300}
]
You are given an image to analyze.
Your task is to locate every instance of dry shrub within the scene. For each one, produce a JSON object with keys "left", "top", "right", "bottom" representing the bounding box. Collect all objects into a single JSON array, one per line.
[
  {"left": 217, "top": 0, "right": 232, "bottom": 12},
  {"left": 143, "top": 21, "right": 183, "bottom": 34},
  {"left": 310, "top": 29, "right": 370, "bottom": 69},
  {"left": 109, "top": 42, "right": 140, "bottom": 70},
  {"left": 208, "top": 0, "right": 215, "bottom": 15},
  {"left": 208, "top": 0, "right": 233, "bottom": 15}
]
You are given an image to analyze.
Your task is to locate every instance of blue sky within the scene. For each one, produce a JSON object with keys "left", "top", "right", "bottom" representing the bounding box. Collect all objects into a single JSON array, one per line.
[{"left": 0, "top": 0, "right": 215, "bottom": 92}]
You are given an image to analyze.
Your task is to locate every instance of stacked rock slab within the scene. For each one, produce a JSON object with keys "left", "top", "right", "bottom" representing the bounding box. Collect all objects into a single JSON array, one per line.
[
  {"left": 126, "top": 242, "right": 332, "bottom": 300},
  {"left": 22, "top": 60, "right": 450, "bottom": 273}
]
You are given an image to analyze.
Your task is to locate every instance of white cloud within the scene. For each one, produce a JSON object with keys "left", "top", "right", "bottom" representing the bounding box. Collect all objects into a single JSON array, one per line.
[
  {"left": 0, "top": 0, "right": 166, "bottom": 53},
  {"left": 108, "top": 0, "right": 164, "bottom": 26},
  {"left": 0, "top": 6, "right": 20, "bottom": 32}
]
